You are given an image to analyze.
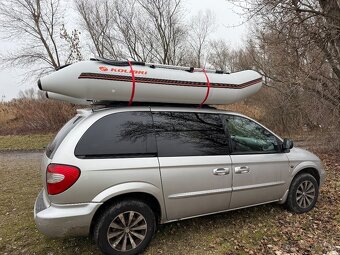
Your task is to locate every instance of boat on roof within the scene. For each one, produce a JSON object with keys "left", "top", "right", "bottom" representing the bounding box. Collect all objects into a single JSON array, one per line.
[{"left": 38, "top": 57, "right": 262, "bottom": 106}]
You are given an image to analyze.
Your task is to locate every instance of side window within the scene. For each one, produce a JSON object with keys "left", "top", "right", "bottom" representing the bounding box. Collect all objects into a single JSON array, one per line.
[
  {"left": 153, "top": 112, "right": 228, "bottom": 157},
  {"left": 75, "top": 111, "right": 156, "bottom": 158},
  {"left": 224, "top": 115, "right": 281, "bottom": 154}
]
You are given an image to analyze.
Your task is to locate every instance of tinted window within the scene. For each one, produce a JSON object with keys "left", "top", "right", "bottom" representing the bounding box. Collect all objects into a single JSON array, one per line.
[
  {"left": 153, "top": 112, "right": 228, "bottom": 157},
  {"left": 46, "top": 116, "right": 82, "bottom": 158},
  {"left": 75, "top": 112, "right": 156, "bottom": 158},
  {"left": 224, "top": 115, "right": 281, "bottom": 154}
]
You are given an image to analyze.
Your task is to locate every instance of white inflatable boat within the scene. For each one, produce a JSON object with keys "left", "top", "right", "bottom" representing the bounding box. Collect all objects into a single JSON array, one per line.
[{"left": 39, "top": 57, "right": 262, "bottom": 105}]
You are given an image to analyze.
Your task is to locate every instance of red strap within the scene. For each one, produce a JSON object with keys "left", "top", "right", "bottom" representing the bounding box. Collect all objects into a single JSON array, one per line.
[
  {"left": 198, "top": 69, "right": 211, "bottom": 108},
  {"left": 127, "top": 60, "right": 136, "bottom": 106}
]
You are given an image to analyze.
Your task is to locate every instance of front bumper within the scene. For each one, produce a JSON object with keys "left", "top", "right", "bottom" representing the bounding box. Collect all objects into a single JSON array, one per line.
[{"left": 34, "top": 189, "right": 102, "bottom": 237}]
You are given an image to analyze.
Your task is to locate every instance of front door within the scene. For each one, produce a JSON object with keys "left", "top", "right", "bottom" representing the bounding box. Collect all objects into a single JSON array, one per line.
[
  {"left": 152, "top": 110, "right": 232, "bottom": 220},
  {"left": 222, "top": 114, "right": 290, "bottom": 209}
]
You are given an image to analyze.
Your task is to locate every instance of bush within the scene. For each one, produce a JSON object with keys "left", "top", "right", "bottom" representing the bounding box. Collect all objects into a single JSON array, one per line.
[{"left": 0, "top": 98, "right": 76, "bottom": 135}]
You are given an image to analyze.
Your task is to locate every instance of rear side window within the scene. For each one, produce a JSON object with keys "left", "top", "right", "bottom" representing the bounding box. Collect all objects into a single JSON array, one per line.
[
  {"left": 46, "top": 116, "right": 82, "bottom": 158},
  {"left": 75, "top": 111, "right": 156, "bottom": 158},
  {"left": 153, "top": 112, "right": 228, "bottom": 157}
]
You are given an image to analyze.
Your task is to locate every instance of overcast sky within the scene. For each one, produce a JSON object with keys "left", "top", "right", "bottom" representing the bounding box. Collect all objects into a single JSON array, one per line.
[{"left": 0, "top": 0, "right": 248, "bottom": 101}]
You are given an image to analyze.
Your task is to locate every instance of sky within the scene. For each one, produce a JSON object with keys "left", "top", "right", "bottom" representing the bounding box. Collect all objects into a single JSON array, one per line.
[{"left": 0, "top": 0, "right": 248, "bottom": 101}]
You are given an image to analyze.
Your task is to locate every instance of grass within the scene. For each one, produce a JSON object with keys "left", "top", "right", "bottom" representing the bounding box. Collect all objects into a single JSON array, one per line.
[
  {"left": 0, "top": 134, "right": 54, "bottom": 151},
  {"left": 0, "top": 151, "right": 339, "bottom": 255}
]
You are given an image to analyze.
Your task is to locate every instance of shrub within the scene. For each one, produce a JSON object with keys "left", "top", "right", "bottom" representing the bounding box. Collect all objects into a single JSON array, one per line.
[{"left": 0, "top": 98, "right": 76, "bottom": 135}]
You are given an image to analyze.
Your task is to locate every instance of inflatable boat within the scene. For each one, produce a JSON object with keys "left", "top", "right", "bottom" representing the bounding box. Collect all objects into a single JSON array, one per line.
[{"left": 38, "top": 57, "right": 262, "bottom": 106}]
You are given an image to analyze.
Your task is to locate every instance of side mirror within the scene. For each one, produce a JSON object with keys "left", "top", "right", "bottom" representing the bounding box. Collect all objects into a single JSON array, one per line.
[{"left": 282, "top": 138, "right": 294, "bottom": 152}]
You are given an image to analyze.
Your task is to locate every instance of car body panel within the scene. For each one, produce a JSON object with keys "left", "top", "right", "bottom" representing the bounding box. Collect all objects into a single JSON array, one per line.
[
  {"left": 287, "top": 147, "right": 325, "bottom": 184},
  {"left": 34, "top": 106, "right": 325, "bottom": 238},
  {"left": 48, "top": 157, "right": 161, "bottom": 205},
  {"left": 229, "top": 153, "right": 290, "bottom": 208},
  {"left": 159, "top": 156, "right": 232, "bottom": 220},
  {"left": 34, "top": 189, "right": 101, "bottom": 237}
]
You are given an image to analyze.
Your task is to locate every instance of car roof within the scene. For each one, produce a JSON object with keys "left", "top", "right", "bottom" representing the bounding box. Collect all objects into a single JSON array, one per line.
[{"left": 76, "top": 105, "right": 247, "bottom": 118}]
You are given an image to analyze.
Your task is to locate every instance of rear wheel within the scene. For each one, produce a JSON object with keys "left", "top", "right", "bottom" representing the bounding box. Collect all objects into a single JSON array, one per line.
[
  {"left": 286, "top": 173, "right": 319, "bottom": 213},
  {"left": 94, "top": 200, "right": 156, "bottom": 255}
]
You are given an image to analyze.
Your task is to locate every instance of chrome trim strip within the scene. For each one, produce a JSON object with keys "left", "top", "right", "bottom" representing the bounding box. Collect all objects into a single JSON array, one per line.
[
  {"left": 162, "top": 199, "right": 280, "bottom": 223},
  {"left": 168, "top": 188, "right": 232, "bottom": 199},
  {"left": 233, "top": 181, "right": 285, "bottom": 192}
]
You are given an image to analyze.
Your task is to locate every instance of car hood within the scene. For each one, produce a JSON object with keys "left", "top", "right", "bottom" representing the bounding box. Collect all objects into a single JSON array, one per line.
[{"left": 286, "top": 147, "right": 320, "bottom": 162}]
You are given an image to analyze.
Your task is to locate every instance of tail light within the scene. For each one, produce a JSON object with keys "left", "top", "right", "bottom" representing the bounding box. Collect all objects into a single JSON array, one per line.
[{"left": 47, "top": 164, "right": 80, "bottom": 195}]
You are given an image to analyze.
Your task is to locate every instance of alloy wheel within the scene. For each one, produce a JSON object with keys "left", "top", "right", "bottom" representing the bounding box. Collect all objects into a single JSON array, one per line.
[
  {"left": 296, "top": 180, "right": 316, "bottom": 208},
  {"left": 107, "top": 211, "right": 148, "bottom": 252}
]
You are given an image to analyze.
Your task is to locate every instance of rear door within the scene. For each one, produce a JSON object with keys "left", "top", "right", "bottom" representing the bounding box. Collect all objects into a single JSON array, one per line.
[
  {"left": 152, "top": 110, "right": 232, "bottom": 220},
  {"left": 222, "top": 114, "right": 290, "bottom": 209}
]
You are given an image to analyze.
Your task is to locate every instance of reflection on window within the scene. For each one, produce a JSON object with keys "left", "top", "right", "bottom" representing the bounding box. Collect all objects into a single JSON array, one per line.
[
  {"left": 225, "top": 115, "right": 280, "bottom": 153},
  {"left": 153, "top": 112, "right": 228, "bottom": 157},
  {"left": 75, "top": 112, "right": 156, "bottom": 158}
]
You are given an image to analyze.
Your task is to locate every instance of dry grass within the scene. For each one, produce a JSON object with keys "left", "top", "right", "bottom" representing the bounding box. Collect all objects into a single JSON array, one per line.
[
  {"left": 0, "top": 102, "right": 16, "bottom": 123},
  {"left": 0, "top": 134, "right": 55, "bottom": 151},
  {"left": 0, "top": 99, "right": 76, "bottom": 135},
  {"left": 0, "top": 150, "right": 338, "bottom": 255}
]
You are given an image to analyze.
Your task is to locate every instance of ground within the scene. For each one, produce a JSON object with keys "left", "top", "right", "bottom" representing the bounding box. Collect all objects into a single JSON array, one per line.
[
  {"left": 0, "top": 134, "right": 54, "bottom": 151},
  {"left": 0, "top": 150, "right": 339, "bottom": 255}
]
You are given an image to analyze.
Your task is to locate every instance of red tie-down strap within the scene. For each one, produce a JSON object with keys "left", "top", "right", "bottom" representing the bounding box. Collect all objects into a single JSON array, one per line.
[
  {"left": 198, "top": 69, "right": 211, "bottom": 108},
  {"left": 128, "top": 60, "right": 136, "bottom": 106}
]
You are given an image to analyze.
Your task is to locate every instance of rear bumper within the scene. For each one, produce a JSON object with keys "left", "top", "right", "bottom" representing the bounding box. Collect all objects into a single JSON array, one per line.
[{"left": 34, "top": 189, "right": 102, "bottom": 237}]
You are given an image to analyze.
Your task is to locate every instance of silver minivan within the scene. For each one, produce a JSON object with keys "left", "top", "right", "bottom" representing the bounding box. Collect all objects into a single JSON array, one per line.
[{"left": 34, "top": 105, "right": 325, "bottom": 255}]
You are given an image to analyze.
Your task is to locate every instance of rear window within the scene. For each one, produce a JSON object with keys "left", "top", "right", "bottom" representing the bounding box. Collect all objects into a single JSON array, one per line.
[
  {"left": 46, "top": 116, "right": 83, "bottom": 158},
  {"left": 75, "top": 111, "right": 156, "bottom": 158}
]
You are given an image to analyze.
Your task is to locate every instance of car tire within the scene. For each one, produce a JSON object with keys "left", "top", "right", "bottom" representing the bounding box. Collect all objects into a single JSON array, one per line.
[
  {"left": 286, "top": 173, "right": 319, "bottom": 213},
  {"left": 93, "top": 200, "right": 156, "bottom": 255}
]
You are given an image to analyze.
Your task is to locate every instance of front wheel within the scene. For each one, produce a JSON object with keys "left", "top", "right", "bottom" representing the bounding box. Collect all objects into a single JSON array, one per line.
[
  {"left": 286, "top": 173, "right": 319, "bottom": 213},
  {"left": 93, "top": 200, "right": 156, "bottom": 255}
]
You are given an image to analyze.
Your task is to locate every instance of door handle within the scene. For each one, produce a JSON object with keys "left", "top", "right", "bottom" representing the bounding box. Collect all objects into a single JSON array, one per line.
[
  {"left": 234, "top": 166, "right": 250, "bottom": 174},
  {"left": 213, "top": 168, "right": 230, "bottom": 175}
]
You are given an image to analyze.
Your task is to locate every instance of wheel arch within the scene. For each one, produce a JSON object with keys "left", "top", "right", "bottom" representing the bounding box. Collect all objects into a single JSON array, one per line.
[
  {"left": 292, "top": 165, "right": 321, "bottom": 186},
  {"left": 285, "top": 167, "right": 320, "bottom": 213},
  {"left": 90, "top": 191, "right": 162, "bottom": 237},
  {"left": 279, "top": 164, "right": 321, "bottom": 204}
]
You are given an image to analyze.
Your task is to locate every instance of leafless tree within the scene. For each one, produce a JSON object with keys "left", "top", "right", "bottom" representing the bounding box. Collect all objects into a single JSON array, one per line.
[
  {"left": 227, "top": 0, "right": 340, "bottom": 133},
  {"left": 208, "top": 39, "right": 253, "bottom": 72},
  {"left": 188, "top": 10, "right": 215, "bottom": 68},
  {"left": 76, "top": 0, "right": 188, "bottom": 64},
  {"left": 113, "top": 0, "right": 159, "bottom": 62},
  {"left": 137, "top": 0, "right": 187, "bottom": 64},
  {"left": 208, "top": 39, "right": 235, "bottom": 72},
  {"left": 76, "top": 0, "right": 123, "bottom": 59},
  {"left": 0, "top": 0, "right": 82, "bottom": 77}
]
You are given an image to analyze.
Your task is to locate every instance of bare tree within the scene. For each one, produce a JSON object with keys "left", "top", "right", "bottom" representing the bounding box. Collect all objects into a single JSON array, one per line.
[
  {"left": 208, "top": 39, "right": 234, "bottom": 72},
  {"left": 136, "top": 0, "right": 187, "bottom": 64},
  {"left": 220, "top": 0, "right": 339, "bottom": 142},
  {"left": 76, "top": 0, "right": 124, "bottom": 59},
  {"left": 0, "top": 0, "right": 82, "bottom": 77},
  {"left": 76, "top": 0, "right": 188, "bottom": 64},
  {"left": 208, "top": 39, "right": 253, "bottom": 72},
  {"left": 188, "top": 10, "right": 215, "bottom": 68},
  {"left": 113, "top": 0, "right": 158, "bottom": 62}
]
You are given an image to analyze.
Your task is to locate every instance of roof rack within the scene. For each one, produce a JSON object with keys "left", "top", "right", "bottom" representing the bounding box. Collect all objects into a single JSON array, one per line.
[
  {"left": 90, "top": 101, "right": 216, "bottom": 110},
  {"left": 91, "top": 56, "right": 228, "bottom": 74}
]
